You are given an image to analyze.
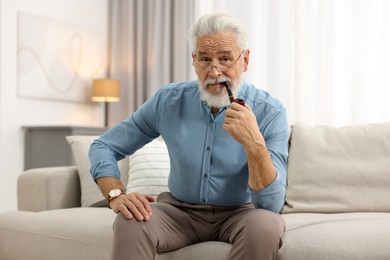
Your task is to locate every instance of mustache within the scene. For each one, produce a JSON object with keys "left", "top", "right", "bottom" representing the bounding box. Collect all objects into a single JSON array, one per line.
[{"left": 203, "top": 77, "right": 232, "bottom": 87}]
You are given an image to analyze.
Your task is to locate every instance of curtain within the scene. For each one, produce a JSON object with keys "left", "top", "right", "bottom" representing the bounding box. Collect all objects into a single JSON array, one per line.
[
  {"left": 109, "top": 0, "right": 390, "bottom": 127},
  {"left": 289, "top": 0, "right": 390, "bottom": 126},
  {"left": 194, "top": 0, "right": 390, "bottom": 126},
  {"left": 108, "top": 0, "right": 196, "bottom": 125}
]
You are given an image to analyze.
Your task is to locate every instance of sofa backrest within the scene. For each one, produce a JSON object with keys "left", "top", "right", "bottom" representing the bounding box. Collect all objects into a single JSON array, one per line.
[
  {"left": 68, "top": 122, "right": 390, "bottom": 212},
  {"left": 283, "top": 122, "right": 390, "bottom": 213}
]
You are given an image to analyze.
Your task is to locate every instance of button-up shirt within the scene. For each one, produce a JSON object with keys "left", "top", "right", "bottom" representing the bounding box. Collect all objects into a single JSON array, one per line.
[{"left": 89, "top": 80, "right": 289, "bottom": 213}]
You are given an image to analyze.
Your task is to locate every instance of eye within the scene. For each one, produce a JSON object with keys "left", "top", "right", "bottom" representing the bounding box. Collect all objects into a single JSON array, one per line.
[
  {"left": 219, "top": 56, "right": 233, "bottom": 63},
  {"left": 199, "top": 56, "right": 211, "bottom": 62}
]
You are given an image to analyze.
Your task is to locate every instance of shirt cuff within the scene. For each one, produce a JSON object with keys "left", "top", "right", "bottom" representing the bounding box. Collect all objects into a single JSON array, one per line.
[{"left": 248, "top": 175, "right": 286, "bottom": 212}]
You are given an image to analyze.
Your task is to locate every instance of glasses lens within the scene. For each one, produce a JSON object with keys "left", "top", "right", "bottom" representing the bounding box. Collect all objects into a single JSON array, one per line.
[
  {"left": 194, "top": 50, "right": 245, "bottom": 72},
  {"left": 194, "top": 60, "right": 233, "bottom": 72}
]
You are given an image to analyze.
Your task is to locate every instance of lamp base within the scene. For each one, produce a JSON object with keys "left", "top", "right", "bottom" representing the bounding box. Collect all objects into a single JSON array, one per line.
[{"left": 104, "top": 101, "right": 108, "bottom": 127}]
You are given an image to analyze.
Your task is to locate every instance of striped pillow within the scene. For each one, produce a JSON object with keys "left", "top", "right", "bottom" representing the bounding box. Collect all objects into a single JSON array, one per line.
[{"left": 126, "top": 138, "right": 170, "bottom": 197}]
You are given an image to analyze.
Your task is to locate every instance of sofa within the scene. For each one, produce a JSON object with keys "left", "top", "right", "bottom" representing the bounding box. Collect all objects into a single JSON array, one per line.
[{"left": 1, "top": 122, "right": 390, "bottom": 260}]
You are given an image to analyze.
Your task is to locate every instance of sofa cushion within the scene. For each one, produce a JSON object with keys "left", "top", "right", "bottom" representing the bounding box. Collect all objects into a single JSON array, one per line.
[
  {"left": 283, "top": 122, "right": 390, "bottom": 213},
  {"left": 0, "top": 208, "right": 116, "bottom": 260},
  {"left": 126, "top": 137, "right": 170, "bottom": 196},
  {"left": 66, "top": 136, "right": 129, "bottom": 207},
  {"left": 279, "top": 212, "right": 390, "bottom": 259},
  {"left": 0, "top": 208, "right": 231, "bottom": 260}
]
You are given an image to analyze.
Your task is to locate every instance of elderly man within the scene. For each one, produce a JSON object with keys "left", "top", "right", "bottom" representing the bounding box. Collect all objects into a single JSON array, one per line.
[{"left": 89, "top": 12, "right": 289, "bottom": 260}]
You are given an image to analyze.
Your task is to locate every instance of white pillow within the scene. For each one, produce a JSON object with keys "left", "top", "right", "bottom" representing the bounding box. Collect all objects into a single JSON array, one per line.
[
  {"left": 126, "top": 138, "right": 170, "bottom": 197},
  {"left": 283, "top": 122, "right": 390, "bottom": 213},
  {"left": 66, "top": 135, "right": 129, "bottom": 207}
]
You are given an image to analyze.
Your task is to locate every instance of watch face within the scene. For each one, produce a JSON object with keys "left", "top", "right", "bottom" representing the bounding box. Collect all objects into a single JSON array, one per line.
[{"left": 109, "top": 189, "right": 122, "bottom": 198}]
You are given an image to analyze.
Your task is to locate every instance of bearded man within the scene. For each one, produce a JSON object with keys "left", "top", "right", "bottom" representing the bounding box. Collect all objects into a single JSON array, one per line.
[{"left": 89, "top": 12, "right": 289, "bottom": 260}]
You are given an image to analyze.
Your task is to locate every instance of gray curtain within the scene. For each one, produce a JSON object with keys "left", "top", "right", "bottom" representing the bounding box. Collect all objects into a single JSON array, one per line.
[{"left": 108, "top": 0, "right": 196, "bottom": 126}]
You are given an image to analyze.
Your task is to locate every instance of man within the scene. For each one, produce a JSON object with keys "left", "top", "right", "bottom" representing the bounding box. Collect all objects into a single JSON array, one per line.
[{"left": 89, "top": 12, "right": 289, "bottom": 260}]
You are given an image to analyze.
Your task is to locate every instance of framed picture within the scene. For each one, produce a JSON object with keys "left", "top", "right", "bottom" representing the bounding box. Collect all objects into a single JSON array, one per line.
[{"left": 17, "top": 11, "right": 107, "bottom": 102}]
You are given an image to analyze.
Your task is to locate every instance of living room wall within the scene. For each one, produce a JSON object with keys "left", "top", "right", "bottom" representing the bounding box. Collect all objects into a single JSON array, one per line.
[{"left": 0, "top": 0, "right": 108, "bottom": 213}]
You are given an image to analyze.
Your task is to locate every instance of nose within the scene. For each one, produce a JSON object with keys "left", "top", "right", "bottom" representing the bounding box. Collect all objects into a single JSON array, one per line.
[{"left": 208, "top": 64, "right": 222, "bottom": 78}]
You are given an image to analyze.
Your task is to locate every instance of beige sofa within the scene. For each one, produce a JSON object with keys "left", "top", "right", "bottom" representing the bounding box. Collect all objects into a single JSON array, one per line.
[{"left": 1, "top": 122, "right": 390, "bottom": 260}]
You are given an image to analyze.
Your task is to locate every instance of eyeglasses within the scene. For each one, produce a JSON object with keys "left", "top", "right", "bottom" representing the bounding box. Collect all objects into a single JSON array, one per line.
[{"left": 193, "top": 50, "right": 246, "bottom": 72}]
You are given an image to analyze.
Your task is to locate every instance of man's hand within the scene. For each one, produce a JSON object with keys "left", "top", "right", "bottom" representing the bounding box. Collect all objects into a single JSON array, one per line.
[
  {"left": 96, "top": 177, "right": 155, "bottom": 221},
  {"left": 110, "top": 192, "right": 155, "bottom": 221},
  {"left": 223, "top": 102, "right": 265, "bottom": 147}
]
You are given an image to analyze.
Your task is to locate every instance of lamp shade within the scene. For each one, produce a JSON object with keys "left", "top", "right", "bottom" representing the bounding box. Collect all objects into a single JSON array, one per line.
[{"left": 91, "top": 79, "right": 120, "bottom": 102}]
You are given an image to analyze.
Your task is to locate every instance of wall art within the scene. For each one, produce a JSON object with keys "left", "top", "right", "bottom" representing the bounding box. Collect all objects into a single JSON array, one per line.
[{"left": 17, "top": 11, "right": 107, "bottom": 102}]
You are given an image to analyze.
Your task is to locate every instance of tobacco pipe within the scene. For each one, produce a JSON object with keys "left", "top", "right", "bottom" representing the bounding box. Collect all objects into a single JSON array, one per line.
[{"left": 221, "top": 82, "right": 245, "bottom": 106}]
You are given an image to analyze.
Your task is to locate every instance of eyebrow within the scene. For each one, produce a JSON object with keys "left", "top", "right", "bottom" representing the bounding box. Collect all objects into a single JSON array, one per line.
[{"left": 196, "top": 50, "right": 233, "bottom": 56}]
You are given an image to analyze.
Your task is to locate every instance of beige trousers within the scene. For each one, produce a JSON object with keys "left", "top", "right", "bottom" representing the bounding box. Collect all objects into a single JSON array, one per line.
[{"left": 112, "top": 192, "right": 285, "bottom": 260}]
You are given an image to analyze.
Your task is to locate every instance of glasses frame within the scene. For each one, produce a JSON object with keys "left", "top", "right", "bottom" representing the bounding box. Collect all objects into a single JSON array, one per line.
[{"left": 192, "top": 50, "right": 246, "bottom": 72}]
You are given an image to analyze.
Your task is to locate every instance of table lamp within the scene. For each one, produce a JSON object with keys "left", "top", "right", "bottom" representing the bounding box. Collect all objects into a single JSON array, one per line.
[{"left": 91, "top": 79, "right": 120, "bottom": 127}]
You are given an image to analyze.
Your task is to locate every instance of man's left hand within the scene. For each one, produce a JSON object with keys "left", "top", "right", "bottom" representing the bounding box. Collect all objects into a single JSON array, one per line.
[{"left": 222, "top": 102, "right": 264, "bottom": 147}]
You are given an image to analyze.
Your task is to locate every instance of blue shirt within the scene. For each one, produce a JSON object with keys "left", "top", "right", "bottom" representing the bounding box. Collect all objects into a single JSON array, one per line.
[{"left": 89, "top": 80, "right": 289, "bottom": 213}]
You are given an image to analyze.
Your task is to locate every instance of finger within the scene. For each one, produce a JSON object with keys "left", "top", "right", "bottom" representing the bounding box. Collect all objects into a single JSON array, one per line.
[
  {"left": 225, "top": 110, "right": 239, "bottom": 122},
  {"left": 123, "top": 199, "right": 145, "bottom": 221},
  {"left": 223, "top": 115, "right": 235, "bottom": 124},
  {"left": 126, "top": 196, "right": 152, "bottom": 221},
  {"left": 228, "top": 101, "right": 239, "bottom": 110},
  {"left": 138, "top": 194, "right": 155, "bottom": 214},
  {"left": 118, "top": 203, "right": 134, "bottom": 220},
  {"left": 224, "top": 113, "right": 241, "bottom": 127},
  {"left": 134, "top": 193, "right": 153, "bottom": 217},
  {"left": 144, "top": 194, "right": 156, "bottom": 202},
  {"left": 226, "top": 104, "right": 248, "bottom": 119}
]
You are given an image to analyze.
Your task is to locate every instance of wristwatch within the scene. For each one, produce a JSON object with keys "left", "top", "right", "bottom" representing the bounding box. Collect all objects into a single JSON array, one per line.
[{"left": 107, "top": 188, "right": 125, "bottom": 205}]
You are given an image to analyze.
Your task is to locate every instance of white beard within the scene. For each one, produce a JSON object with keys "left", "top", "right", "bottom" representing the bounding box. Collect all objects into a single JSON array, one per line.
[{"left": 197, "top": 76, "right": 242, "bottom": 108}]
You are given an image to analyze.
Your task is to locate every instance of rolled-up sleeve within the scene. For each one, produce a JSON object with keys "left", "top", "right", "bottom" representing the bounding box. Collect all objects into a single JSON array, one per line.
[
  {"left": 249, "top": 174, "right": 286, "bottom": 213},
  {"left": 250, "top": 105, "right": 289, "bottom": 213}
]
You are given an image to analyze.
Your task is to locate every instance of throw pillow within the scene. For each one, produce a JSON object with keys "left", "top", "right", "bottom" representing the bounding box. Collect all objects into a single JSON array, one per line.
[
  {"left": 66, "top": 135, "right": 128, "bottom": 207},
  {"left": 283, "top": 122, "right": 390, "bottom": 213},
  {"left": 126, "top": 137, "right": 170, "bottom": 197}
]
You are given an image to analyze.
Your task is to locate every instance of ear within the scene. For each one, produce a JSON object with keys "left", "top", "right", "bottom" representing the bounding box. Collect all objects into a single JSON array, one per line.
[{"left": 243, "top": 49, "right": 250, "bottom": 72}]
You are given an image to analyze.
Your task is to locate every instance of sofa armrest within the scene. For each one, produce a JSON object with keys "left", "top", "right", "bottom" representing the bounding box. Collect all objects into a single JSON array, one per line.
[{"left": 17, "top": 166, "right": 81, "bottom": 211}]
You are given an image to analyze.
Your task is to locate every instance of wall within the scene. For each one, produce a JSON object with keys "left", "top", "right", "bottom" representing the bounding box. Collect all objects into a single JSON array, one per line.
[{"left": 0, "top": 0, "right": 108, "bottom": 212}]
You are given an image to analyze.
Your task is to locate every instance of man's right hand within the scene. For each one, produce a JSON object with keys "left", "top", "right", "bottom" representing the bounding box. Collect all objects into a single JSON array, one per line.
[{"left": 110, "top": 192, "right": 155, "bottom": 221}]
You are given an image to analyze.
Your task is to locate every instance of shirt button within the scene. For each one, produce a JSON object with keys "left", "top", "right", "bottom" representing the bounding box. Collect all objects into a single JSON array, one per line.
[
  {"left": 204, "top": 173, "right": 208, "bottom": 178},
  {"left": 206, "top": 146, "right": 211, "bottom": 151}
]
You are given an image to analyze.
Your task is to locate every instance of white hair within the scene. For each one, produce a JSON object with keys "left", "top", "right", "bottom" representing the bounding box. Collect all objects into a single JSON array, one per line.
[{"left": 188, "top": 12, "right": 248, "bottom": 53}]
